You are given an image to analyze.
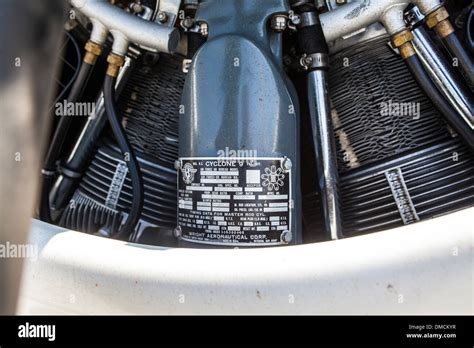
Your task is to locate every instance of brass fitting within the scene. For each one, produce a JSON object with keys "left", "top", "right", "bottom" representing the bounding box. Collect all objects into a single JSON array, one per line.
[
  {"left": 391, "top": 30, "right": 415, "bottom": 59},
  {"left": 426, "top": 6, "right": 454, "bottom": 38},
  {"left": 391, "top": 30, "right": 414, "bottom": 48},
  {"left": 434, "top": 19, "right": 455, "bottom": 38},
  {"left": 398, "top": 42, "right": 416, "bottom": 59},
  {"left": 106, "top": 53, "right": 125, "bottom": 78},
  {"left": 425, "top": 6, "right": 449, "bottom": 28},
  {"left": 84, "top": 40, "right": 103, "bottom": 65}
]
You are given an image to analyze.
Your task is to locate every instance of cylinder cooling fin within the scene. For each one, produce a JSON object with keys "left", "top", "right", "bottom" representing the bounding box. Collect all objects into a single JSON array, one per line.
[
  {"left": 54, "top": 2, "right": 474, "bottom": 247},
  {"left": 302, "top": 34, "right": 474, "bottom": 238},
  {"left": 60, "top": 53, "right": 184, "bottom": 244}
]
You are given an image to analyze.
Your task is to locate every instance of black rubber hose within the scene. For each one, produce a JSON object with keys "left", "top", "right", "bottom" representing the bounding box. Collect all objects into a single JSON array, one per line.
[
  {"left": 49, "top": 59, "right": 134, "bottom": 215},
  {"left": 39, "top": 60, "right": 94, "bottom": 222},
  {"left": 405, "top": 54, "right": 474, "bottom": 149},
  {"left": 103, "top": 74, "right": 144, "bottom": 239},
  {"left": 443, "top": 31, "right": 474, "bottom": 86},
  {"left": 44, "top": 61, "right": 94, "bottom": 166},
  {"left": 467, "top": 8, "right": 474, "bottom": 51}
]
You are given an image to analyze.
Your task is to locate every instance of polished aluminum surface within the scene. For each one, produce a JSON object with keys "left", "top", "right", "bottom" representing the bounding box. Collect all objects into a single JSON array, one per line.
[
  {"left": 319, "top": 0, "right": 443, "bottom": 41},
  {"left": 70, "top": 0, "right": 180, "bottom": 54}
]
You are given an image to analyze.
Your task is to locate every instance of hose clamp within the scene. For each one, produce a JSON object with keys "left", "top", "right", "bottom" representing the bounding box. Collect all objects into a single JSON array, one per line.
[
  {"left": 60, "top": 166, "right": 82, "bottom": 179},
  {"left": 404, "top": 6, "right": 425, "bottom": 29},
  {"left": 299, "top": 52, "right": 329, "bottom": 70},
  {"left": 297, "top": 11, "right": 318, "bottom": 28}
]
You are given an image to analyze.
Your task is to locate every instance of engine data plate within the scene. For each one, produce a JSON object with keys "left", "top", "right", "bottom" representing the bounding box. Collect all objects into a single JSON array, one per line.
[{"left": 177, "top": 157, "right": 292, "bottom": 246}]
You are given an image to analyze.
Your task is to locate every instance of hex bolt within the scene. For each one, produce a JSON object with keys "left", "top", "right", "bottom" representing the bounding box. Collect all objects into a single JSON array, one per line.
[
  {"left": 157, "top": 11, "right": 168, "bottom": 23},
  {"left": 281, "top": 230, "right": 292, "bottom": 244},
  {"left": 174, "top": 226, "right": 182, "bottom": 238},
  {"left": 281, "top": 157, "right": 292, "bottom": 172},
  {"left": 271, "top": 15, "right": 288, "bottom": 32},
  {"left": 130, "top": 2, "right": 143, "bottom": 13},
  {"left": 182, "top": 17, "right": 195, "bottom": 29},
  {"left": 199, "top": 22, "right": 209, "bottom": 37}
]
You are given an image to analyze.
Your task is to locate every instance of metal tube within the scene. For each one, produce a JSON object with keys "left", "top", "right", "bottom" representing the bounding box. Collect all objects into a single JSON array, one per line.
[
  {"left": 319, "top": 0, "right": 411, "bottom": 41},
  {"left": 318, "top": 0, "right": 444, "bottom": 41},
  {"left": 307, "top": 70, "right": 343, "bottom": 240},
  {"left": 411, "top": 26, "right": 474, "bottom": 129},
  {"left": 70, "top": 0, "right": 180, "bottom": 54}
]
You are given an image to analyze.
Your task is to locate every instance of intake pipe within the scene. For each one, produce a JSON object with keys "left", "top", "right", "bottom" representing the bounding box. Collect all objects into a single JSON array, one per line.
[
  {"left": 70, "top": 0, "right": 180, "bottom": 55},
  {"left": 318, "top": 0, "right": 443, "bottom": 41}
]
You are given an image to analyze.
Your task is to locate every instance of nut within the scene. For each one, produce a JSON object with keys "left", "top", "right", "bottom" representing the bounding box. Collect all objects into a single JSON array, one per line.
[
  {"left": 107, "top": 53, "right": 125, "bottom": 67},
  {"left": 434, "top": 19, "right": 454, "bottom": 38},
  {"left": 199, "top": 22, "right": 209, "bottom": 37},
  {"left": 83, "top": 40, "right": 102, "bottom": 65},
  {"left": 425, "top": 6, "right": 450, "bottom": 29},
  {"left": 182, "top": 59, "right": 192, "bottom": 73},
  {"left": 85, "top": 40, "right": 103, "bottom": 56},
  {"left": 106, "top": 53, "right": 125, "bottom": 77},
  {"left": 398, "top": 42, "right": 416, "bottom": 59},
  {"left": 391, "top": 30, "right": 413, "bottom": 48}
]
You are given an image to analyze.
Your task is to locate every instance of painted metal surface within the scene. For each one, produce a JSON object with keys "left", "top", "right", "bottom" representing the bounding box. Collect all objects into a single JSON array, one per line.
[
  {"left": 18, "top": 207, "right": 473, "bottom": 314},
  {"left": 179, "top": 0, "right": 301, "bottom": 244}
]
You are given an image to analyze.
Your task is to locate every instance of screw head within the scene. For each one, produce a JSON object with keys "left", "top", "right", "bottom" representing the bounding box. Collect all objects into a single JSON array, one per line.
[
  {"left": 289, "top": 13, "right": 301, "bottom": 25},
  {"left": 174, "top": 226, "right": 182, "bottom": 238},
  {"left": 281, "top": 230, "right": 292, "bottom": 244},
  {"left": 182, "top": 17, "right": 195, "bottom": 29},
  {"left": 157, "top": 11, "right": 168, "bottom": 23},
  {"left": 281, "top": 157, "right": 292, "bottom": 172}
]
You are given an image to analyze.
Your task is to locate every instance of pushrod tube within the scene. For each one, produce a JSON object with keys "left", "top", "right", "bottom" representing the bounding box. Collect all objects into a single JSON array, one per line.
[{"left": 307, "top": 71, "right": 343, "bottom": 240}]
